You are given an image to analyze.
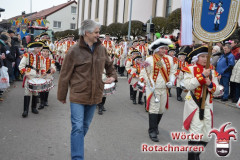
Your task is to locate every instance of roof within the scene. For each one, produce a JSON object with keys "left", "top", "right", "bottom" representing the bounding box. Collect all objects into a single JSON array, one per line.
[
  {"left": 8, "top": 12, "right": 37, "bottom": 21},
  {"left": 0, "top": 12, "right": 36, "bottom": 24},
  {"left": 27, "top": 0, "right": 77, "bottom": 21}
]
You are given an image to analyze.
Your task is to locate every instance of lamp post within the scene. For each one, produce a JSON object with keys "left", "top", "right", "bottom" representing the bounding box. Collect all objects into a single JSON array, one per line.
[
  {"left": 127, "top": 0, "right": 133, "bottom": 40},
  {"left": 30, "top": 0, "right": 32, "bottom": 13}
]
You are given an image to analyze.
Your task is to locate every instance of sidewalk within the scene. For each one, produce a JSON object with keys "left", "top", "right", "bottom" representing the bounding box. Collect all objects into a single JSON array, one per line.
[{"left": 214, "top": 98, "right": 239, "bottom": 108}]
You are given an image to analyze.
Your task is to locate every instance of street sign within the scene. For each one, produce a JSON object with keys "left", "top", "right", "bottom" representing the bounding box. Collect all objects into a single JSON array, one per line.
[{"left": 192, "top": 0, "right": 240, "bottom": 42}]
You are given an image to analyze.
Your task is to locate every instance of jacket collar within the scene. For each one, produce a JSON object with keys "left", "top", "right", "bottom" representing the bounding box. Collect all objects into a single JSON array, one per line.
[
  {"left": 79, "top": 36, "right": 101, "bottom": 50},
  {"left": 196, "top": 63, "right": 205, "bottom": 69},
  {"left": 224, "top": 52, "right": 231, "bottom": 57}
]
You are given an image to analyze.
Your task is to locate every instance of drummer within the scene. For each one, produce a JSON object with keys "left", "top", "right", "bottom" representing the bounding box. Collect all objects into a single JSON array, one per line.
[
  {"left": 98, "top": 51, "right": 116, "bottom": 115},
  {"left": 125, "top": 50, "right": 141, "bottom": 101},
  {"left": 19, "top": 41, "right": 46, "bottom": 118},
  {"left": 38, "top": 46, "right": 56, "bottom": 110},
  {"left": 130, "top": 55, "right": 144, "bottom": 105},
  {"left": 175, "top": 49, "right": 189, "bottom": 101},
  {"left": 167, "top": 47, "right": 178, "bottom": 97}
]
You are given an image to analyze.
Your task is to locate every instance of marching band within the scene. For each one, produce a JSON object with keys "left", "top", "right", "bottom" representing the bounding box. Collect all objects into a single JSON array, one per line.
[{"left": 17, "top": 31, "right": 225, "bottom": 160}]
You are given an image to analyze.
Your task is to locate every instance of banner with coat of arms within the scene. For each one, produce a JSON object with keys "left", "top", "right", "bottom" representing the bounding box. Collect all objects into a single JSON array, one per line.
[{"left": 192, "top": 0, "right": 240, "bottom": 42}]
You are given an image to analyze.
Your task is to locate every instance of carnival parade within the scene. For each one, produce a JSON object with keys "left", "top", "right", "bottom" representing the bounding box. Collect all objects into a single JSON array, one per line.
[{"left": 0, "top": 0, "right": 240, "bottom": 160}]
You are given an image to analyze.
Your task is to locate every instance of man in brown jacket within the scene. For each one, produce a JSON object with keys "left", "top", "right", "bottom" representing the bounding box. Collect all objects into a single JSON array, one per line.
[{"left": 57, "top": 19, "right": 117, "bottom": 160}]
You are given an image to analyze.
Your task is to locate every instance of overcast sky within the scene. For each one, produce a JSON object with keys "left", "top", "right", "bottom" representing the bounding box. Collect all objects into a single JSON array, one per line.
[{"left": 0, "top": 0, "right": 72, "bottom": 21}]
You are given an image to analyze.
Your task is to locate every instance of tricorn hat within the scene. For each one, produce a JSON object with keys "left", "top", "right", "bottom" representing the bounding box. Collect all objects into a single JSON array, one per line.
[
  {"left": 42, "top": 45, "right": 52, "bottom": 53},
  {"left": 186, "top": 46, "right": 208, "bottom": 64},
  {"left": 148, "top": 38, "right": 172, "bottom": 52},
  {"left": 27, "top": 41, "right": 44, "bottom": 48},
  {"left": 178, "top": 46, "right": 193, "bottom": 57},
  {"left": 130, "top": 49, "right": 141, "bottom": 55}
]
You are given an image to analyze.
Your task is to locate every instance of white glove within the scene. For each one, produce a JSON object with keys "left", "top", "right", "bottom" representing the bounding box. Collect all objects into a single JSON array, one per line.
[
  {"left": 166, "top": 81, "right": 173, "bottom": 88},
  {"left": 169, "top": 74, "right": 176, "bottom": 84},
  {"left": 147, "top": 78, "right": 155, "bottom": 92}
]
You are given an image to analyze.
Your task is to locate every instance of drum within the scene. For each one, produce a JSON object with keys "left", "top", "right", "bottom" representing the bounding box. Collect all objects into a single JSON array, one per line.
[
  {"left": 103, "top": 82, "right": 116, "bottom": 96},
  {"left": 213, "top": 85, "right": 224, "bottom": 98},
  {"left": 27, "top": 78, "right": 47, "bottom": 93},
  {"left": 45, "top": 77, "right": 54, "bottom": 91},
  {"left": 137, "top": 81, "right": 145, "bottom": 92}
]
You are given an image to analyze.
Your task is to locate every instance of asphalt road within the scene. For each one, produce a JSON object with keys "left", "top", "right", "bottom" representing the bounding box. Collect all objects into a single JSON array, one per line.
[{"left": 0, "top": 73, "right": 239, "bottom": 160}]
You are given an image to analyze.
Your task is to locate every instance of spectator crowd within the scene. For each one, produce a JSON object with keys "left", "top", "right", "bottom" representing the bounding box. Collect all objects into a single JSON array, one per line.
[
  {"left": 0, "top": 29, "right": 25, "bottom": 101},
  {"left": 213, "top": 39, "right": 240, "bottom": 103}
]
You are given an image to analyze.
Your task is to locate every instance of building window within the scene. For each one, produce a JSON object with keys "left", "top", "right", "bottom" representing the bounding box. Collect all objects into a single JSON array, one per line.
[
  {"left": 53, "top": 21, "right": 61, "bottom": 28},
  {"left": 95, "top": 0, "right": 99, "bottom": 19},
  {"left": 71, "top": 6, "right": 77, "bottom": 14},
  {"left": 70, "top": 23, "right": 76, "bottom": 29},
  {"left": 165, "top": 0, "right": 172, "bottom": 17},
  {"left": 88, "top": 0, "right": 92, "bottom": 19}
]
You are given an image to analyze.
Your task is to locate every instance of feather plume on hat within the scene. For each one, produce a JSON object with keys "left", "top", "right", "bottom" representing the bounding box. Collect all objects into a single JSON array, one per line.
[{"left": 148, "top": 38, "right": 172, "bottom": 52}]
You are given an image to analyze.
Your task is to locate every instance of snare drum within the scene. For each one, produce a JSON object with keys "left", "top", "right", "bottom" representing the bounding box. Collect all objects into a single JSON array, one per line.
[
  {"left": 103, "top": 82, "right": 116, "bottom": 96},
  {"left": 27, "top": 78, "right": 47, "bottom": 93},
  {"left": 45, "top": 77, "right": 54, "bottom": 91}
]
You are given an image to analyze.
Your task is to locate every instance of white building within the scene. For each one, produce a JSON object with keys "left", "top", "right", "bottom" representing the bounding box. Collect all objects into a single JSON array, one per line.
[
  {"left": 27, "top": 0, "right": 78, "bottom": 32},
  {"left": 78, "top": 0, "right": 181, "bottom": 26},
  {"left": 77, "top": 0, "right": 240, "bottom": 30}
]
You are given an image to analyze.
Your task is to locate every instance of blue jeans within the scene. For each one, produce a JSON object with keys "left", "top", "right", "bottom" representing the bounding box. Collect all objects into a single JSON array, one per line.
[
  {"left": 70, "top": 103, "right": 96, "bottom": 160},
  {"left": 220, "top": 76, "right": 230, "bottom": 99}
]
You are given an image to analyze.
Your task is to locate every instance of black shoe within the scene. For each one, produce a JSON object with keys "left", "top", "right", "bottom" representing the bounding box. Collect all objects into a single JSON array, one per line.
[
  {"left": 168, "top": 89, "right": 172, "bottom": 97},
  {"left": 31, "top": 96, "right": 39, "bottom": 114},
  {"left": 44, "top": 92, "right": 49, "bottom": 106},
  {"left": 32, "top": 108, "right": 39, "bottom": 114},
  {"left": 38, "top": 104, "right": 44, "bottom": 110},
  {"left": 148, "top": 114, "right": 159, "bottom": 142},
  {"left": 221, "top": 98, "right": 228, "bottom": 102},
  {"left": 133, "top": 99, "right": 137, "bottom": 104},
  {"left": 22, "top": 96, "right": 30, "bottom": 118},
  {"left": 102, "top": 106, "right": 106, "bottom": 111},
  {"left": 149, "top": 132, "right": 159, "bottom": 142},
  {"left": 177, "top": 96, "right": 183, "bottom": 101},
  {"left": 130, "top": 95, "right": 133, "bottom": 100},
  {"left": 98, "top": 105, "right": 103, "bottom": 115},
  {"left": 138, "top": 100, "right": 144, "bottom": 105},
  {"left": 232, "top": 99, "right": 238, "bottom": 103},
  {"left": 38, "top": 93, "right": 45, "bottom": 109},
  {"left": 22, "top": 111, "right": 28, "bottom": 118}
]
